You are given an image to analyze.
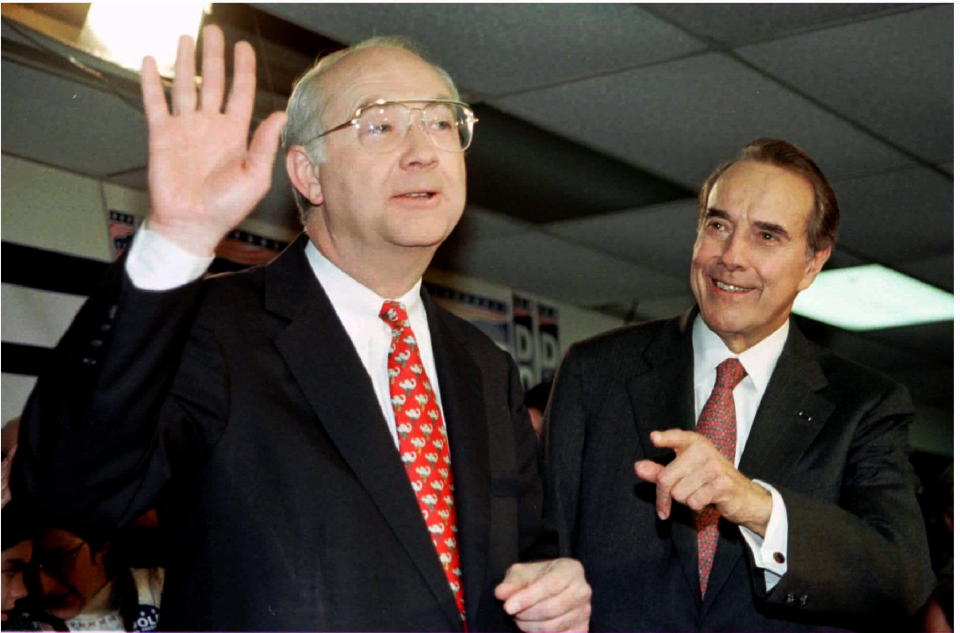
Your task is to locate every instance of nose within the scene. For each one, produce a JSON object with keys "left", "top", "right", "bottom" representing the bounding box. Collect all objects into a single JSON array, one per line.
[
  {"left": 399, "top": 109, "right": 438, "bottom": 169},
  {"left": 9, "top": 574, "right": 28, "bottom": 602},
  {"left": 718, "top": 229, "right": 748, "bottom": 270}
]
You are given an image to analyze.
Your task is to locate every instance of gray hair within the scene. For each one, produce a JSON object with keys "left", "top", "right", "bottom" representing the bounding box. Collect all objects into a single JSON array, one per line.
[{"left": 282, "top": 36, "right": 461, "bottom": 221}]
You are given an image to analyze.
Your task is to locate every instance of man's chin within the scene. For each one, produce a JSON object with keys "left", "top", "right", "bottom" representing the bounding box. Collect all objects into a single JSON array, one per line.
[{"left": 43, "top": 600, "right": 81, "bottom": 621}]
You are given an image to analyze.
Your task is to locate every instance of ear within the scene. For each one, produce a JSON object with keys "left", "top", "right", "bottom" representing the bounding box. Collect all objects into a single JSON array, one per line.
[
  {"left": 799, "top": 245, "right": 831, "bottom": 291},
  {"left": 285, "top": 146, "right": 325, "bottom": 207}
]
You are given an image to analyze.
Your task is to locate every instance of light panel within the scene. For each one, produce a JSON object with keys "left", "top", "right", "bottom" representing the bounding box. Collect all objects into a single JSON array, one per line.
[
  {"left": 792, "top": 264, "right": 953, "bottom": 330},
  {"left": 80, "top": 3, "right": 209, "bottom": 77}
]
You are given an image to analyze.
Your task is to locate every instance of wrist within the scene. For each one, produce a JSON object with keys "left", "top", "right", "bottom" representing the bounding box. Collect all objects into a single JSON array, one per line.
[
  {"left": 147, "top": 217, "right": 224, "bottom": 257},
  {"left": 740, "top": 483, "right": 773, "bottom": 537}
]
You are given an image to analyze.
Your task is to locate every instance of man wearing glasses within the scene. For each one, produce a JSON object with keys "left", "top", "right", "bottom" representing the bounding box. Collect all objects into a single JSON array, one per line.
[
  {"left": 27, "top": 528, "right": 163, "bottom": 632},
  {"left": 14, "top": 25, "right": 589, "bottom": 632}
]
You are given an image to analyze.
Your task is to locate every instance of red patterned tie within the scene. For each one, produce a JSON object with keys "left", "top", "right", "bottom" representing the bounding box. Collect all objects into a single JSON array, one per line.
[
  {"left": 694, "top": 358, "right": 746, "bottom": 596},
  {"left": 380, "top": 300, "right": 466, "bottom": 624}
]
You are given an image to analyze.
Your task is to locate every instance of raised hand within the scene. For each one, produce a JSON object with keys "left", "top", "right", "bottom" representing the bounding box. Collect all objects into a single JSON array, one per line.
[
  {"left": 634, "top": 430, "right": 772, "bottom": 535},
  {"left": 495, "top": 558, "right": 591, "bottom": 632},
  {"left": 140, "top": 25, "right": 287, "bottom": 256}
]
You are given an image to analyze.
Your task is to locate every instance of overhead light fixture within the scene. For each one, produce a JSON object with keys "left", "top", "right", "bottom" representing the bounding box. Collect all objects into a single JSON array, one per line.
[
  {"left": 79, "top": 3, "right": 210, "bottom": 77},
  {"left": 792, "top": 264, "right": 954, "bottom": 330}
]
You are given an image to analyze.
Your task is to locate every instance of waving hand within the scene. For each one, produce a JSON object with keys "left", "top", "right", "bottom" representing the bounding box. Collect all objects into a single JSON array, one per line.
[{"left": 140, "top": 25, "right": 287, "bottom": 255}]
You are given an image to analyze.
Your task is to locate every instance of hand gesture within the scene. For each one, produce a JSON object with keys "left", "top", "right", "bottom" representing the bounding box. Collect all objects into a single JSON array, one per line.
[
  {"left": 495, "top": 558, "right": 591, "bottom": 632},
  {"left": 140, "top": 25, "right": 287, "bottom": 255},
  {"left": 634, "top": 430, "right": 772, "bottom": 535}
]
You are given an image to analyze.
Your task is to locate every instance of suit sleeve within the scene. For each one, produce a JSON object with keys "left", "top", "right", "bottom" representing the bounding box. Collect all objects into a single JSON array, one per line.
[
  {"left": 540, "top": 344, "right": 588, "bottom": 556},
  {"left": 762, "top": 381, "right": 935, "bottom": 619},
  {"left": 11, "top": 257, "right": 220, "bottom": 532}
]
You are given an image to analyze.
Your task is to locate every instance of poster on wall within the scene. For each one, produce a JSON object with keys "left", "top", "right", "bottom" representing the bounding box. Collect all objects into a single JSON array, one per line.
[
  {"left": 215, "top": 229, "right": 288, "bottom": 266},
  {"left": 512, "top": 294, "right": 560, "bottom": 391},
  {"left": 511, "top": 294, "right": 538, "bottom": 390},
  {"left": 106, "top": 210, "right": 287, "bottom": 268},
  {"left": 537, "top": 302, "right": 560, "bottom": 383},
  {"left": 425, "top": 283, "right": 511, "bottom": 352},
  {"left": 107, "top": 209, "right": 140, "bottom": 259}
]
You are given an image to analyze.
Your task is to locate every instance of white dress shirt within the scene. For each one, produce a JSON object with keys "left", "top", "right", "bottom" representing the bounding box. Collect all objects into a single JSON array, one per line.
[
  {"left": 692, "top": 315, "right": 790, "bottom": 591},
  {"left": 125, "top": 225, "right": 445, "bottom": 447}
]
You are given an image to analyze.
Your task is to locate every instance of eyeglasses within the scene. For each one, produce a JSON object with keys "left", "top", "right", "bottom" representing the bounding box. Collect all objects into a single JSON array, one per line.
[
  {"left": 34, "top": 544, "right": 85, "bottom": 578},
  {"left": 309, "top": 99, "right": 478, "bottom": 153}
]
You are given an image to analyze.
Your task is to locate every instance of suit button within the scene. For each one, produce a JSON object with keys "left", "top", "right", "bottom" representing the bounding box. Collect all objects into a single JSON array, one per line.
[
  {"left": 81, "top": 357, "right": 97, "bottom": 366},
  {"left": 773, "top": 551, "right": 785, "bottom": 564},
  {"left": 785, "top": 593, "right": 796, "bottom": 605},
  {"left": 799, "top": 594, "right": 808, "bottom": 607},
  {"left": 90, "top": 339, "right": 103, "bottom": 348}
]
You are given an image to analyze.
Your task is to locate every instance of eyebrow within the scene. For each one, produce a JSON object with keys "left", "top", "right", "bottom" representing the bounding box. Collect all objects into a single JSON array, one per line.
[{"left": 706, "top": 208, "right": 791, "bottom": 238}]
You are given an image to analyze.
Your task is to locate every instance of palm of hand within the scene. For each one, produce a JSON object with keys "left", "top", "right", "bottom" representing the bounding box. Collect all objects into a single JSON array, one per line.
[{"left": 141, "top": 26, "right": 286, "bottom": 255}]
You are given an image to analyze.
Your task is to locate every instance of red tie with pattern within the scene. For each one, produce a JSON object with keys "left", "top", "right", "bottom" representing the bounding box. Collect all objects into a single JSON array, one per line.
[
  {"left": 694, "top": 357, "right": 746, "bottom": 597},
  {"left": 380, "top": 300, "right": 466, "bottom": 625}
]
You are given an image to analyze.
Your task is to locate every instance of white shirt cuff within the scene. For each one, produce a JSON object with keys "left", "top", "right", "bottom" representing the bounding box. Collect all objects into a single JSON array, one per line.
[
  {"left": 125, "top": 224, "right": 214, "bottom": 291},
  {"left": 739, "top": 479, "right": 788, "bottom": 592}
]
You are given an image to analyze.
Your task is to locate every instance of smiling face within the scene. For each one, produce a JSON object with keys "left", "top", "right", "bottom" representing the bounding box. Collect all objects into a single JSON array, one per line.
[
  {"left": 304, "top": 46, "right": 467, "bottom": 263},
  {"left": 690, "top": 160, "right": 831, "bottom": 353}
]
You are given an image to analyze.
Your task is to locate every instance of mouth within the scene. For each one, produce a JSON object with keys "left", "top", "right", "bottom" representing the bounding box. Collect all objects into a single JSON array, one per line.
[
  {"left": 712, "top": 278, "right": 753, "bottom": 293},
  {"left": 392, "top": 190, "right": 438, "bottom": 201}
]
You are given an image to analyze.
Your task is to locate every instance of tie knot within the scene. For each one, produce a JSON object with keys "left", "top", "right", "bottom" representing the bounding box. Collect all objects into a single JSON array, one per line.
[
  {"left": 715, "top": 358, "right": 746, "bottom": 390},
  {"left": 379, "top": 300, "right": 410, "bottom": 331}
]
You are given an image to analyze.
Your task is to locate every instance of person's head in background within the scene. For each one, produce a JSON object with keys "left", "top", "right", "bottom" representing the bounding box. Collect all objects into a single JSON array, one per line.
[
  {"left": 2, "top": 501, "right": 34, "bottom": 621},
  {"left": 523, "top": 381, "right": 553, "bottom": 439},
  {"left": 34, "top": 527, "right": 113, "bottom": 621}
]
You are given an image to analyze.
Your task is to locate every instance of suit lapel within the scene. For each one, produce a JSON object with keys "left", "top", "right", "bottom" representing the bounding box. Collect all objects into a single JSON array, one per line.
[
  {"left": 738, "top": 323, "right": 833, "bottom": 482},
  {"left": 626, "top": 312, "right": 701, "bottom": 602},
  {"left": 266, "top": 237, "right": 461, "bottom": 630},
  {"left": 704, "top": 322, "right": 834, "bottom": 610},
  {"left": 425, "top": 294, "right": 491, "bottom": 625}
]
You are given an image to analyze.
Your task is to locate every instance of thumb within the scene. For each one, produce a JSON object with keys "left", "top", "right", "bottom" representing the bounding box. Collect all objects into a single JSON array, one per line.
[
  {"left": 246, "top": 111, "right": 287, "bottom": 177},
  {"left": 634, "top": 459, "right": 663, "bottom": 483},
  {"left": 494, "top": 562, "right": 542, "bottom": 601}
]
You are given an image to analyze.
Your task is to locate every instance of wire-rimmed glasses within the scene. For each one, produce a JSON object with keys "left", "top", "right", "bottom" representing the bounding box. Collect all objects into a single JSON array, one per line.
[{"left": 308, "top": 99, "right": 478, "bottom": 153}]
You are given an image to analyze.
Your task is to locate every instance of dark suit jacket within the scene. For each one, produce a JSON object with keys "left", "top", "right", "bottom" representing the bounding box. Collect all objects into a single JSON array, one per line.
[
  {"left": 543, "top": 310, "right": 934, "bottom": 632},
  {"left": 15, "top": 235, "right": 553, "bottom": 632}
]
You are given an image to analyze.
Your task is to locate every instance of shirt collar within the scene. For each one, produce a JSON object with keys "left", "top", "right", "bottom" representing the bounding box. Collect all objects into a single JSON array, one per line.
[
  {"left": 692, "top": 314, "right": 789, "bottom": 395},
  {"left": 304, "top": 239, "right": 423, "bottom": 322}
]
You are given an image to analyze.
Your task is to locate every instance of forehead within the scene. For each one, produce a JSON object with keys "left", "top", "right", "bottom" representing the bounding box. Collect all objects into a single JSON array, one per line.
[
  {"left": 4, "top": 540, "right": 32, "bottom": 561},
  {"left": 708, "top": 160, "right": 814, "bottom": 227},
  {"left": 323, "top": 47, "right": 453, "bottom": 115},
  {"left": 36, "top": 528, "right": 84, "bottom": 550}
]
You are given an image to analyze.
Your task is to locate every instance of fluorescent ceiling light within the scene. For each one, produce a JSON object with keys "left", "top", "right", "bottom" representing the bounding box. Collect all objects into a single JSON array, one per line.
[
  {"left": 80, "top": 3, "right": 209, "bottom": 77},
  {"left": 792, "top": 264, "right": 953, "bottom": 330}
]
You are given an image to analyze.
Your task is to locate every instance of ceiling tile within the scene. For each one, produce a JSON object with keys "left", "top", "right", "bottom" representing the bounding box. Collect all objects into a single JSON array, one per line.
[
  {"left": 643, "top": 3, "right": 912, "bottom": 46},
  {"left": 493, "top": 53, "right": 914, "bottom": 189},
  {"left": 896, "top": 255, "right": 954, "bottom": 292},
  {"left": 434, "top": 230, "right": 689, "bottom": 306},
  {"left": 737, "top": 5, "right": 953, "bottom": 163},
  {"left": 543, "top": 198, "right": 698, "bottom": 280},
  {"left": 450, "top": 205, "right": 531, "bottom": 241},
  {"left": 105, "top": 168, "right": 147, "bottom": 190},
  {"left": 1, "top": 60, "right": 148, "bottom": 177},
  {"left": 255, "top": 3, "right": 706, "bottom": 97},
  {"left": 832, "top": 166, "right": 952, "bottom": 264}
]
